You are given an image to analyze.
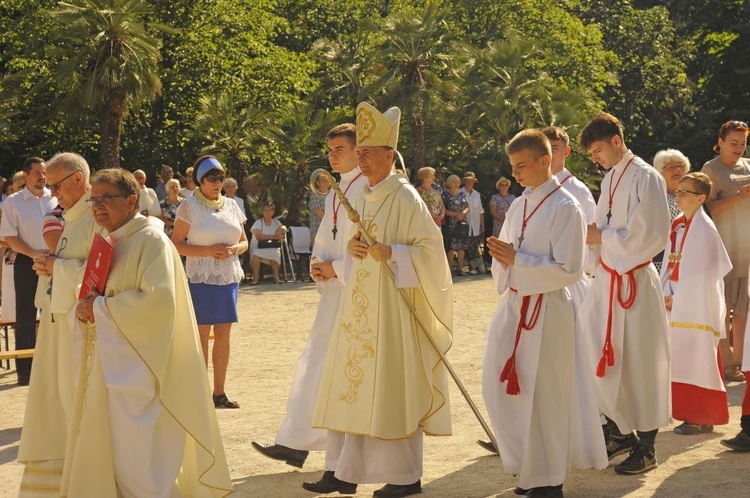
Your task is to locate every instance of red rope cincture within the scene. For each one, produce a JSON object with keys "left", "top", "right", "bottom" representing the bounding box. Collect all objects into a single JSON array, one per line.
[
  {"left": 500, "top": 287, "right": 543, "bottom": 395},
  {"left": 597, "top": 260, "right": 651, "bottom": 377}
]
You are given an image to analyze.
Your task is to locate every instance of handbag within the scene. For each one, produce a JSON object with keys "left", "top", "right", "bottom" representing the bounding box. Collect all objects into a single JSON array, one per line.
[
  {"left": 257, "top": 239, "right": 281, "bottom": 249},
  {"left": 453, "top": 220, "right": 470, "bottom": 239}
]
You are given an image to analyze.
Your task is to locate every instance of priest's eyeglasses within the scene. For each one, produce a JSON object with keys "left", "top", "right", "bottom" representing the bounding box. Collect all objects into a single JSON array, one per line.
[
  {"left": 86, "top": 194, "right": 127, "bottom": 206},
  {"left": 48, "top": 171, "right": 78, "bottom": 192},
  {"left": 674, "top": 189, "right": 701, "bottom": 197}
]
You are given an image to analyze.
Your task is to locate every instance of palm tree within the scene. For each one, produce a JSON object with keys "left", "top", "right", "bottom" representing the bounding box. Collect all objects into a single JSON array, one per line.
[
  {"left": 48, "top": 0, "right": 171, "bottom": 168},
  {"left": 191, "top": 91, "right": 276, "bottom": 202},
  {"left": 253, "top": 104, "right": 345, "bottom": 223},
  {"left": 310, "top": 29, "right": 371, "bottom": 109},
  {"left": 364, "top": 2, "right": 455, "bottom": 172}
]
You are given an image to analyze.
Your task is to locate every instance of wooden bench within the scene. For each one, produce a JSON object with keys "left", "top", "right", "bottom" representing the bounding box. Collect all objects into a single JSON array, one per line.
[{"left": 0, "top": 348, "right": 35, "bottom": 362}]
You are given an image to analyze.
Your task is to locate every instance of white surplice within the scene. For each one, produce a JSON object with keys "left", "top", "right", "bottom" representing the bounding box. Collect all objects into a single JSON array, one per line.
[
  {"left": 520, "top": 174, "right": 606, "bottom": 471},
  {"left": 660, "top": 208, "right": 731, "bottom": 390},
  {"left": 275, "top": 167, "right": 368, "bottom": 451},
  {"left": 483, "top": 176, "right": 603, "bottom": 490},
  {"left": 580, "top": 151, "right": 672, "bottom": 433}
]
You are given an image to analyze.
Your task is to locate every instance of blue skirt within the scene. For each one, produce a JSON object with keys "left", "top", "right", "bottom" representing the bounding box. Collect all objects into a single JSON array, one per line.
[{"left": 188, "top": 282, "right": 239, "bottom": 325}]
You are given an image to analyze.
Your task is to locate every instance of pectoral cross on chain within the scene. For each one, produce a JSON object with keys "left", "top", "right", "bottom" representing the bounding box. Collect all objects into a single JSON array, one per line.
[
  {"left": 332, "top": 225, "right": 338, "bottom": 239},
  {"left": 606, "top": 209, "right": 612, "bottom": 225},
  {"left": 517, "top": 231, "right": 525, "bottom": 248}
]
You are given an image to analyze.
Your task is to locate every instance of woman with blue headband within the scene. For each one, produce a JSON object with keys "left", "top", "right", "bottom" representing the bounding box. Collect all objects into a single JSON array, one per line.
[{"left": 171, "top": 155, "right": 248, "bottom": 409}]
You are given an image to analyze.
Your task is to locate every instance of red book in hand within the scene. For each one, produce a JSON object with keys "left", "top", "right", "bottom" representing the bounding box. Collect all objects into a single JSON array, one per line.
[{"left": 78, "top": 233, "right": 114, "bottom": 299}]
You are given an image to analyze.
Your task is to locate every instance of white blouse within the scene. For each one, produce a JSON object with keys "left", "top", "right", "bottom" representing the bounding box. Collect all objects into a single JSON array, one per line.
[{"left": 175, "top": 195, "right": 246, "bottom": 285}]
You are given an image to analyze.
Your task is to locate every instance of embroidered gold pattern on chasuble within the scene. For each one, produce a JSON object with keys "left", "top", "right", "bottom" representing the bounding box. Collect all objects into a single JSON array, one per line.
[{"left": 340, "top": 269, "right": 376, "bottom": 403}]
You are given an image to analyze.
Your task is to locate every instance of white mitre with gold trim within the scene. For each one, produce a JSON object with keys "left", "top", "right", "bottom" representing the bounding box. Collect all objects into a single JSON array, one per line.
[{"left": 356, "top": 102, "right": 401, "bottom": 149}]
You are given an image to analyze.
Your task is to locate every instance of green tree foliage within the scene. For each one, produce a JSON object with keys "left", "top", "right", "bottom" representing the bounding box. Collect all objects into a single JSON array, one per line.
[
  {"left": 0, "top": 0, "right": 744, "bottom": 204},
  {"left": 574, "top": 1, "right": 694, "bottom": 161},
  {"left": 48, "top": 0, "right": 172, "bottom": 169},
  {"left": 190, "top": 90, "right": 276, "bottom": 201},
  {"left": 363, "top": 2, "right": 456, "bottom": 171}
]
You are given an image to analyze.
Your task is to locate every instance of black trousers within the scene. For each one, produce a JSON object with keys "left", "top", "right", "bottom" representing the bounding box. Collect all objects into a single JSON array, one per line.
[{"left": 14, "top": 253, "right": 39, "bottom": 381}]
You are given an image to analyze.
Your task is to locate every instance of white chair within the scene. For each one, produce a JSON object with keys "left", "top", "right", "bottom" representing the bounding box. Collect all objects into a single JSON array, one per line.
[{"left": 288, "top": 226, "right": 312, "bottom": 281}]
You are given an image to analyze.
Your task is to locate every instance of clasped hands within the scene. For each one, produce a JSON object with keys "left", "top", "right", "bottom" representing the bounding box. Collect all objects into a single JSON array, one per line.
[
  {"left": 310, "top": 259, "right": 336, "bottom": 283},
  {"left": 75, "top": 289, "right": 101, "bottom": 324},
  {"left": 32, "top": 251, "right": 56, "bottom": 277},
  {"left": 486, "top": 236, "right": 515, "bottom": 266},
  {"left": 347, "top": 232, "right": 392, "bottom": 262}
]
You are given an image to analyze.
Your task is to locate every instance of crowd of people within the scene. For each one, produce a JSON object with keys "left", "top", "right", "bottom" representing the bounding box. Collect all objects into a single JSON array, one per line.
[{"left": 1, "top": 107, "right": 749, "bottom": 497}]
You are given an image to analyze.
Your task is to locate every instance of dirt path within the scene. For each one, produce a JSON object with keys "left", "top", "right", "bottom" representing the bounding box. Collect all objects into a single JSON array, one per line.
[{"left": 0, "top": 276, "right": 747, "bottom": 497}]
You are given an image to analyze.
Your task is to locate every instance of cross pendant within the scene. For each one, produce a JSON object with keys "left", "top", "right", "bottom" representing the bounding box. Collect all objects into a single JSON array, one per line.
[
  {"left": 518, "top": 231, "right": 525, "bottom": 248},
  {"left": 606, "top": 210, "right": 612, "bottom": 225},
  {"left": 332, "top": 225, "right": 338, "bottom": 239}
]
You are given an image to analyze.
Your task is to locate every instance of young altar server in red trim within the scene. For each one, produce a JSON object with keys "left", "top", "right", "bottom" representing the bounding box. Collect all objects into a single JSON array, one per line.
[
  {"left": 660, "top": 172, "right": 731, "bottom": 435},
  {"left": 483, "top": 129, "right": 603, "bottom": 498},
  {"left": 578, "top": 112, "right": 671, "bottom": 475}
]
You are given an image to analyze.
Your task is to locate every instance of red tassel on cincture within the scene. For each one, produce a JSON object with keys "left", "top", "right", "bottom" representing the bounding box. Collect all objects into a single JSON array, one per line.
[
  {"left": 505, "top": 367, "right": 521, "bottom": 395},
  {"left": 499, "top": 357, "right": 521, "bottom": 395},
  {"left": 499, "top": 357, "right": 513, "bottom": 383},
  {"left": 596, "top": 342, "right": 615, "bottom": 378}
]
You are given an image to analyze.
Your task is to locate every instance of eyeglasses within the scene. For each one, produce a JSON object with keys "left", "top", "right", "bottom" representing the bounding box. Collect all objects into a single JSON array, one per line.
[
  {"left": 674, "top": 189, "right": 701, "bottom": 197},
  {"left": 86, "top": 194, "right": 127, "bottom": 206},
  {"left": 662, "top": 163, "right": 686, "bottom": 171},
  {"left": 48, "top": 171, "right": 77, "bottom": 192},
  {"left": 727, "top": 120, "right": 748, "bottom": 129},
  {"left": 204, "top": 174, "right": 226, "bottom": 184}
]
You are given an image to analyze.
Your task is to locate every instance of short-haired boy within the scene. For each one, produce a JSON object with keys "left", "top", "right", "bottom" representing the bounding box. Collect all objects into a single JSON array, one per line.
[
  {"left": 578, "top": 112, "right": 671, "bottom": 475},
  {"left": 483, "top": 129, "right": 602, "bottom": 498},
  {"left": 661, "top": 172, "right": 731, "bottom": 435}
]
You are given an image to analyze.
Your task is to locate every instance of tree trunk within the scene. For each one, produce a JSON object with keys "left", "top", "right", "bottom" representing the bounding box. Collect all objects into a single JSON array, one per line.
[{"left": 99, "top": 88, "right": 126, "bottom": 169}]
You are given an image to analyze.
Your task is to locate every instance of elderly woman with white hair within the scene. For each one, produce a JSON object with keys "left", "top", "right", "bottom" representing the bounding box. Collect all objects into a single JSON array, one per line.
[
  {"left": 654, "top": 148, "right": 690, "bottom": 220},
  {"left": 442, "top": 174, "right": 470, "bottom": 275},
  {"left": 158, "top": 178, "right": 182, "bottom": 238},
  {"left": 223, "top": 177, "right": 245, "bottom": 214},
  {"left": 652, "top": 149, "right": 690, "bottom": 272}
]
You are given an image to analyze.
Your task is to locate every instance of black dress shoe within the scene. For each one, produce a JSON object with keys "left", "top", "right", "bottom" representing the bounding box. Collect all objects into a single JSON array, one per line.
[
  {"left": 373, "top": 480, "right": 421, "bottom": 497},
  {"left": 251, "top": 441, "right": 309, "bottom": 468},
  {"left": 302, "top": 471, "right": 357, "bottom": 495},
  {"left": 523, "top": 485, "right": 563, "bottom": 497},
  {"left": 514, "top": 487, "right": 529, "bottom": 495},
  {"left": 720, "top": 431, "right": 750, "bottom": 451},
  {"left": 477, "top": 439, "right": 499, "bottom": 454}
]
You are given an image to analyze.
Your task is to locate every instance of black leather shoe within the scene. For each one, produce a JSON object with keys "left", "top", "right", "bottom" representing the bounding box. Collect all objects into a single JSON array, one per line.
[
  {"left": 523, "top": 485, "right": 563, "bottom": 497},
  {"left": 514, "top": 487, "right": 529, "bottom": 495},
  {"left": 720, "top": 431, "right": 750, "bottom": 451},
  {"left": 373, "top": 480, "right": 421, "bottom": 497},
  {"left": 251, "top": 441, "right": 308, "bottom": 468},
  {"left": 302, "top": 471, "right": 357, "bottom": 495},
  {"left": 477, "top": 439, "right": 499, "bottom": 454}
]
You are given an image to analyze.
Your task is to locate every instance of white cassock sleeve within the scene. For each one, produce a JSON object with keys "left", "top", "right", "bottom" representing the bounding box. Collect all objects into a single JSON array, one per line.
[
  {"left": 600, "top": 170, "right": 670, "bottom": 274},
  {"left": 388, "top": 244, "right": 418, "bottom": 288}
]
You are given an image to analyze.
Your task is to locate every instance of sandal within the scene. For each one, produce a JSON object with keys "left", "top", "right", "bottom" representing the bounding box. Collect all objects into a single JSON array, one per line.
[
  {"left": 724, "top": 366, "right": 745, "bottom": 383},
  {"left": 249, "top": 279, "right": 259, "bottom": 286},
  {"left": 213, "top": 393, "right": 240, "bottom": 409}
]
